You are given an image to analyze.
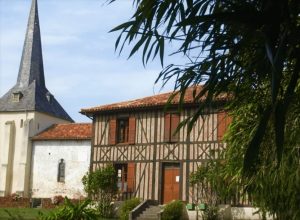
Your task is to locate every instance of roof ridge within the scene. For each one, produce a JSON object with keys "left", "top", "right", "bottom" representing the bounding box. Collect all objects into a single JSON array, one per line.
[
  {"left": 32, "top": 123, "right": 92, "bottom": 140},
  {"left": 81, "top": 88, "right": 182, "bottom": 110},
  {"left": 81, "top": 86, "right": 206, "bottom": 114}
]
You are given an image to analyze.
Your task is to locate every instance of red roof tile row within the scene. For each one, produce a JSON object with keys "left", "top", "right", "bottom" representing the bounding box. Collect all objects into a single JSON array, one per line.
[
  {"left": 32, "top": 123, "right": 92, "bottom": 140},
  {"left": 81, "top": 86, "right": 226, "bottom": 114}
]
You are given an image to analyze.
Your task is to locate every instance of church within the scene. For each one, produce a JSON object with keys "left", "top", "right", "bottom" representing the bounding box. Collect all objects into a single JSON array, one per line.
[{"left": 0, "top": 0, "right": 80, "bottom": 198}]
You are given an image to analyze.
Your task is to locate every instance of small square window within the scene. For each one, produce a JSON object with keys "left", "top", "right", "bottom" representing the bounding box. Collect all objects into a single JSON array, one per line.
[{"left": 117, "top": 118, "right": 129, "bottom": 143}]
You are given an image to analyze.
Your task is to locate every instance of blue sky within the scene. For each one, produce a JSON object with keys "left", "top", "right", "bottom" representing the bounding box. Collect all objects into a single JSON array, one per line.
[{"left": 0, "top": 0, "right": 184, "bottom": 122}]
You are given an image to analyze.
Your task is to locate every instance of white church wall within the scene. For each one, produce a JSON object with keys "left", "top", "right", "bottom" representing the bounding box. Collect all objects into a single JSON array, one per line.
[
  {"left": 0, "top": 121, "right": 15, "bottom": 196},
  {"left": 0, "top": 112, "right": 34, "bottom": 197},
  {"left": 0, "top": 111, "right": 71, "bottom": 197},
  {"left": 31, "top": 140, "right": 91, "bottom": 199}
]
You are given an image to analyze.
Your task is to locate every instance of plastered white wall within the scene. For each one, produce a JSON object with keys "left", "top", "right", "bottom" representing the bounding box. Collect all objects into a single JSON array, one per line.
[
  {"left": 31, "top": 140, "right": 91, "bottom": 199},
  {"left": 0, "top": 111, "right": 70, "bottom": 197}
]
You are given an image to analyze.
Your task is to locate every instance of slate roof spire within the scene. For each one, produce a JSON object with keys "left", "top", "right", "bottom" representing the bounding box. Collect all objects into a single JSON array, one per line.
[
  {"left": 0, "top": 0, "right": 73, "bottom": 122},
  {"left": 17, "top": 0, "right": 45, "bottom": 89}
]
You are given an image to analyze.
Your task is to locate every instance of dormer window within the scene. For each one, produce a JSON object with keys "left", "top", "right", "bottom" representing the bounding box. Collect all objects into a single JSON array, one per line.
[
  {"left": 12, "top": 92, "right": 23, "bottom": 102},
  {"left": 46, "top": 92, "right": 53, "bottom": 103}
]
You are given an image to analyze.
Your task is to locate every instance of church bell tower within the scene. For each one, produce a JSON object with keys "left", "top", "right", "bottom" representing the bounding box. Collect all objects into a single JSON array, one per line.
[{"left": 0, "top": 0, "right": 73, "bottom": 197}]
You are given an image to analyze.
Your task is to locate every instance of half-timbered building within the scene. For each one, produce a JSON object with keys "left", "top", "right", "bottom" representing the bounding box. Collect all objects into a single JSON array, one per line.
[{"left": 81, "top": 87, "right": 230, "bottom": 204}]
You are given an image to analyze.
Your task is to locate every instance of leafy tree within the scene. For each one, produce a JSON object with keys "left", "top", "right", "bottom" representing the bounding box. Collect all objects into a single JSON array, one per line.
[
  {"left": 82, "top": 165, "right": 118, "bottom": 218},
  {"left": 110, "top": 0, "right": 300, "bottom": 173}
]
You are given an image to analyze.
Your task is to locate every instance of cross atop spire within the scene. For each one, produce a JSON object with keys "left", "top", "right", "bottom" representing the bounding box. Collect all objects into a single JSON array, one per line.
[{"left": 17, "top": 0, "right": 45, "bottom": 88}]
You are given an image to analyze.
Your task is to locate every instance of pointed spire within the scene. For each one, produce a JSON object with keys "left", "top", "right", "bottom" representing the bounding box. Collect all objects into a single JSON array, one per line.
[
  {"left": 17, "top": 0, "right": 45, "bottom": 88},
  {"left": 0, "top": 0, "right": 73, "bottom": 122}
]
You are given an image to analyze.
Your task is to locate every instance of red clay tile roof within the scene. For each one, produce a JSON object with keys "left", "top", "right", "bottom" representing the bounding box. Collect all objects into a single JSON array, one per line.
[
  {"left": 81, "top": 86, "right": 226, "bottom": 114},
  {"left": 32, "top": 123, "right": 92, "bottom": 140}
]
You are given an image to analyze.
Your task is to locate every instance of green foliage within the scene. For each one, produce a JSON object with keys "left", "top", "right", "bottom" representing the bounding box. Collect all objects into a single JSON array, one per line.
[
  {"left": 110, "top": 0, "right": 300, "bottom": 174},
  {"left": 202, "top": 205, "right": 218, "bottom": 220},
  {"left": 97, "top": 201, "right": 115, "bottom": 219},
  {"left": 110, "top": 1, "right": 300, "bottom": 218},
  {"left": 82, "top": 165, "right": 118, "bottom": 218},
  {"left": 190, "top": 161, "right": 233, "bottom": 203},
  {"left": 0, "top": 208, "right": 50, "bottom": 220},
  {"left": 162, "top": 200, "right": 184, "bottom": 220},
  {"left": 189, "top": 81, "right": 300, "bottom": 219},
  {"left": 39, "top": 197, "right": 98, "bottom": 220},
  {"left": 119, "top": 198, "right": 141, "bottom": 220},
  {"left": 82, "top": 165, "right": 118, "bottom": 197},
  {"left": 3, "top": 209, "right": 25, "bottom": 220},
  {"left": 190, "top": 162, "right": 226, "bottom": 220},
  {"left": 222, "top": 82, "right": 300, "bottom": 219}
]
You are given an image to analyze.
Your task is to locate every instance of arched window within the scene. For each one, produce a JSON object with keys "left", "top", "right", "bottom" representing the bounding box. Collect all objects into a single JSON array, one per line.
[{"left": 57, "top": 159, "right": 65, "bottom": 182}]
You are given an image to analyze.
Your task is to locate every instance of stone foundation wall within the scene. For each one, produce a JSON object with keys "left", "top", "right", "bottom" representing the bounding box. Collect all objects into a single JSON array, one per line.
[
  {"left": 0, "top": 196, "right": 81, "bottom": 209},
  {"left": 0, "top": 196, "right": 30, "bottom": 208}
]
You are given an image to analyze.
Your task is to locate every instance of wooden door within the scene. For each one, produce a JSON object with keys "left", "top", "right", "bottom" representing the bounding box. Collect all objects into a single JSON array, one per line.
[{"left": 162, "top": 163, "right": 180, "bottom": 204}]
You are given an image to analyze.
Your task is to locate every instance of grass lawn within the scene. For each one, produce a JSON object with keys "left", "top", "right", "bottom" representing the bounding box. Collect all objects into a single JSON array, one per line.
[
  {"left": 0, "top": 208, "right": 51, "bottom": 220},
  {"left": 0, "top": 208, "right": 119, "bottom": 220}
]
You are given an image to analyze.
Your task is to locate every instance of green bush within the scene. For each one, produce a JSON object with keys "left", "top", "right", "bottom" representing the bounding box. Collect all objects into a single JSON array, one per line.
[
  {"left": 162, "top": 200, "right": 184, "bottom": 220},
  {"left": 82, "top": 165, "right": 118, "bottom": 199},
  {"left": 119, "top": 198, "right": 141, "bottom": 220},
  {"left": 39, "top": 197, "right": 98, "bottom": 220},
  {"left": 82, "top": 165, "right": 118, "bottom": 218}
]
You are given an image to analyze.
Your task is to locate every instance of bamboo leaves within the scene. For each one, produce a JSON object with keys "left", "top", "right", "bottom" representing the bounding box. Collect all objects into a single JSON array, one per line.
[{"left": 109, "top": 0, "right": 300, "bottom": 176}]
